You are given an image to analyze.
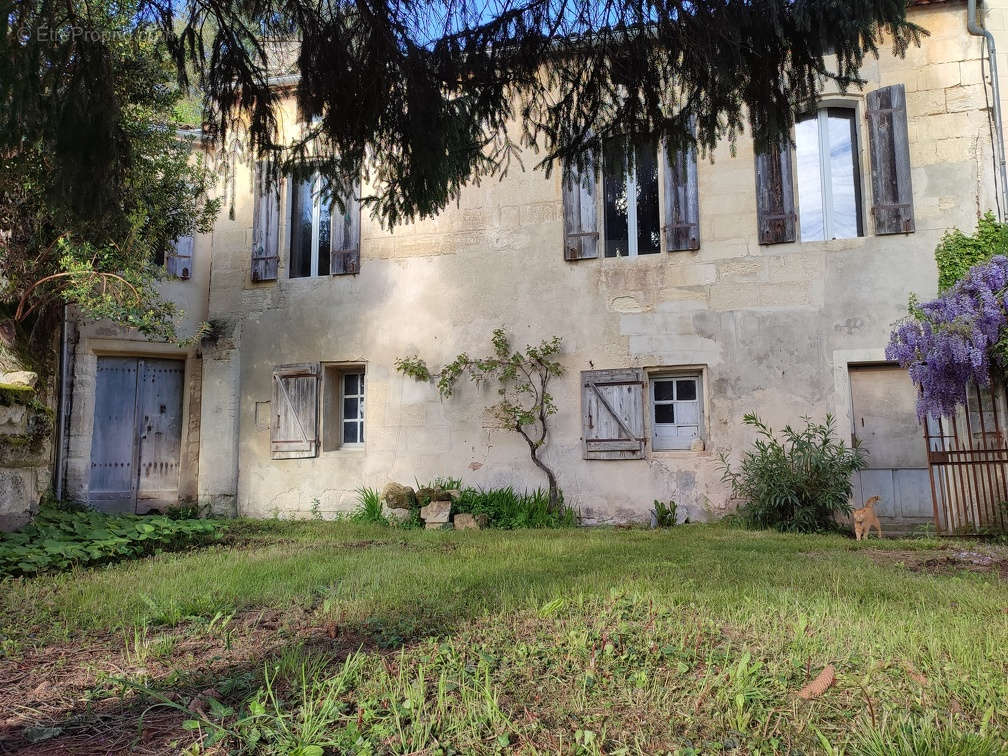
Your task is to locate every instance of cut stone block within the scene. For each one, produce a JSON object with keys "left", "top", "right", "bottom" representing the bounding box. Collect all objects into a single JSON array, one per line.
[
  {"left": 420, "top": 500, "right": 451, "bottom": 524},
  {"left": 453, "top": 513, "right": 487, "bottom": 530},
  {"left": 384, "top": 507, "right": 412, "bottom": 523}
]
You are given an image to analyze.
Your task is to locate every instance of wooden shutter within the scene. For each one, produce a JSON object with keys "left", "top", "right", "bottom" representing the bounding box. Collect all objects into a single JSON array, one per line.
[
  {"left": 754, "top": 138, "right": 796, "bottom": 245},
  {"left": 562, "top": 156, "right": 599, "bottom": 261},
  {"left": 866, "top": 84, "right": 915, "bottom": 235},
  {"left": 271, "top": 363, "right": 319, "bottom": 459},
  {"left": 581, "top": 368, "right": 647, "bottom": 460},
  {"left": 330, "top": 180, "right": 361, "bottom": 275},
  {"left": 252, "top": 160, "right": 280, "bottom": 282},
  {"left": 663, "top": 126, "right": 700, "bottom": 251},
  {"left": 166, "top": 235, "right": 193, "bottom": 280}
]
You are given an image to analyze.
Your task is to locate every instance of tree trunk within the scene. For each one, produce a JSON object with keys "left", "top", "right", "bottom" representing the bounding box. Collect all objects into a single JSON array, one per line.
[{"left": 528, "top": 445, "right": 560, "bottom": 512}]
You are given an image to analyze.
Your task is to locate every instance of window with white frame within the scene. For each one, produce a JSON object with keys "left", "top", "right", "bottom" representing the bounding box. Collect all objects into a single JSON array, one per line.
[
  {"left": 289, "top": 174, "right": 333, "bottom": 277},
  {"left": 794, "top": 107, "right": 863, "bottom": 242},
  {"left": 603, "top": 136, "right": 662, "bottom": 257},
  {"left": 322, "top": 365, "right": 365, "bottom": 450},
  {"left": 342, "top": 372, "right": 364, "bottom": 444},
  {"left": 651, "top": 375, "right": 702, "bottom": 450}
]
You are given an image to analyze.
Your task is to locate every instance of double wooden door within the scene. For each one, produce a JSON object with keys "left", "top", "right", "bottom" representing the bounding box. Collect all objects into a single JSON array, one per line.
[{"left": 89, "top": 357, "right": 184, "bottom": 513}]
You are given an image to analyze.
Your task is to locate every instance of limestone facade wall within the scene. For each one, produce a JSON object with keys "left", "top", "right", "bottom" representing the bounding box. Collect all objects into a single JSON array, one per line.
[{"left": 62, "top": 2, "right": 1008, "bottom": 523}]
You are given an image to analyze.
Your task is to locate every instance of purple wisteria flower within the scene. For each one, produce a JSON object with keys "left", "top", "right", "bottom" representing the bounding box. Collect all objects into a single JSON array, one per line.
[{"left": 886, "top": 255, "right": 1008, "bottom": 420}]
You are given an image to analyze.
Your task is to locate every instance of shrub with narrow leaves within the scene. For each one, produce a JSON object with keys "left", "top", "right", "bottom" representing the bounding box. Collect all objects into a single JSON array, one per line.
[{"left": 719, "top": 413, "right": 866, "bottom": 533}]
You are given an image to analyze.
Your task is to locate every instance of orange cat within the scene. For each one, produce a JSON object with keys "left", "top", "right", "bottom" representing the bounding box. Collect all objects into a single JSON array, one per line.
[{"left": 852, "top": 496, "right": 883, "bottom": 541}]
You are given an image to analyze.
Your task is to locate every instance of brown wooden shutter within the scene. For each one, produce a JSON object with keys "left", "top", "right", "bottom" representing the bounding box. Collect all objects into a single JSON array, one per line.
[
  {"left": 581, "top": 368, "right": 647, "bottom": 460},
  {"left": 754, "top": 138, "right": 796, "bottom": 245},
  {"left": 866, "top": 84, "right": 915, "bottom": 235},
  {"left": 271, "top": 363, "right": 319, "bottom": 459},
  {"left": 663, "top": 125, "right": 700, "bottom": 251},
  {"left": 252, "top": 160, "right": 280, "bottom": 282},
  {"left": 562, "top": 156, "right": 599, "bottom": 261},
  {"left": 330, "top": 180, "right": 361, "bottom": 275},
  {"left": 166, "top": 235, "right": 193, "bottom": 280}
]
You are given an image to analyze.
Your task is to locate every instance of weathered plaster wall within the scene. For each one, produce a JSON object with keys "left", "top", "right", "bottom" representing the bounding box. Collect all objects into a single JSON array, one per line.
[{"left": 193, "top": 2, "right": 1008, "bottom": 523}]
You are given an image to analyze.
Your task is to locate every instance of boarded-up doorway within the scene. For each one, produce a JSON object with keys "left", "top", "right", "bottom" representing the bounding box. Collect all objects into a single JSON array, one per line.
[
  {"left": 848, "top": 364, "right": 932, "bottom": 528},
  {"left": 89, "top": 357, "right": 184, "bottom": 513}
]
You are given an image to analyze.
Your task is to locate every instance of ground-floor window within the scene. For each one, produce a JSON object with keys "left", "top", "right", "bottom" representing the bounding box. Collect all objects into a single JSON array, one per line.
[
  {"left": 651, "top": 374, "right": 702, "bottom": 450},
  {"left": 322, "top": 365, "right": 365, "bottom": 450}
]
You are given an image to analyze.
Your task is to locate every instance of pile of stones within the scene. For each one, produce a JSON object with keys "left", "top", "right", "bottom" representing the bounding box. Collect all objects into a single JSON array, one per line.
[{"left": 379, "top": 481, "right": 487, "bottom": 530}]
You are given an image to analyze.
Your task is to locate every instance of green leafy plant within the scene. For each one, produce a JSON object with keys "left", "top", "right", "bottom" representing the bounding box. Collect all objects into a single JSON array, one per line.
[
  {"left": 0, "top": 507, "right": 221, "bottom": 577},
  {"left": 719, "top": 413, "right": 867, "bottom": 533},
  {"left": 397, "top": 329, "right": 566, "bottom": 510},
  {"left": 651, "top": 500, "right": 678, "bottom": 528},
  {"left": 935, "top": 211, "right": 1008, "bottom": 292},
  {"left": 349, "top": 487, "right": 387, "bottom": 525},
  {"left": 453, "top": 486, "right": 577, "bottom": 529}
]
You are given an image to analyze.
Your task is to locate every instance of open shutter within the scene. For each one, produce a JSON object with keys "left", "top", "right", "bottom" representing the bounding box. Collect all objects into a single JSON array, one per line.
[
  {"left": 581, "top": 368, "right": 647, "bottom": 460},
  {"left": 562, "top": 156, "right": 599, "bottom": 261},
  {"left": 252, "top": 161, "right": 280, "bottom": 282},
  {"left": 166, "top": 235, "right": 193, "bottom": 280},
  {"left": 271, "top": 363, "right": 319, "bottom": 459},
  {"left": 330, "top": 180, "right": 361, "bottom": 275},
  {"left": 663, "top": 125, "right": 700, "bottom": 251},
  {"left": 866, "top": 84, "right": 914, "bottom": 235},
  {"left": 754, "top": 138, "right": 796, "bottom": 245}
]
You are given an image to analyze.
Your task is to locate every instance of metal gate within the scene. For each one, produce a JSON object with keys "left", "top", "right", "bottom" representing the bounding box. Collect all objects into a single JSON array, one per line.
[
  {"left": 925, "top": 384, "right": 1008, "bottom": 534},
  {"left": 89, "top": 357, "right": 185, "bottom": 513}
]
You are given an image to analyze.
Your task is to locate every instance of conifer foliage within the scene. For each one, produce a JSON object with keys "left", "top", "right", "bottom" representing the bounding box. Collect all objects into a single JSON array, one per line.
[{"left": 4, "top": 0, "right": 924, "bottom": 231}]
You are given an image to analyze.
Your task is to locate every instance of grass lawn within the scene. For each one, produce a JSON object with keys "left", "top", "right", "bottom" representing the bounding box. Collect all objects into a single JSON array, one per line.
[{"left": 1, "top": 521, "right": 1006, "bottom": 754}]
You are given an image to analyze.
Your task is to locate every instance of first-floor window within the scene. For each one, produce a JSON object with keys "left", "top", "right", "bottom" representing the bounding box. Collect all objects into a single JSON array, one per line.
[
  {"left": 322, "top": 365, "right": 365, "bottom": 450},
  {"left": 795, "top": 107, "right": 863, "bottom": 242},
  {"left": 651, "top": 375, "right": 702, "bottom": 450},
  {"left": 603, "top": 137, "right": 661, "bottom": 257},
  {"left": 289, "top": 174, "right": 332, "bottom": 277}
]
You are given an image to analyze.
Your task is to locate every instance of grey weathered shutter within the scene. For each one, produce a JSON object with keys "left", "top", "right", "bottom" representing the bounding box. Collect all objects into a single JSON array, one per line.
[
  {"left": 167, "top": 235, "right": 193, "bottom": 280},
  {"left": 754, "top": 138, "right": 796, "bottom": 245},
  {"left": 252, "top": 161, "right": 280, "bottom": 282},
  {"left": 663, "top": 127, "right": 700, "bottom": 251},
  {"left": 330, "top": 180, "right": 361, "bottom": 275},
  {"left": 271, "top": 363, "right": 319, "bottom": 459},
  {"left": 581, "top": 368, "right": 647, "bottom": 460},
  {"left": 562, "top": 156, "right": 599, "bottom": 261},
  {"left": 866, "top": 84, "right": 915, "bottom": 235}
]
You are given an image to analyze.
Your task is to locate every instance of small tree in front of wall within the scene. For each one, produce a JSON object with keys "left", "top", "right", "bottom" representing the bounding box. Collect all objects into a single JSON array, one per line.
[{"left": 396, "top": 330, "right": 565, "bottom": 511}]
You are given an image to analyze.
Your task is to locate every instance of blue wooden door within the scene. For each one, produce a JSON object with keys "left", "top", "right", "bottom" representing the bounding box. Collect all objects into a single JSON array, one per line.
[{"left": 88, "top": 357, "right": 184, "bottom": 513}]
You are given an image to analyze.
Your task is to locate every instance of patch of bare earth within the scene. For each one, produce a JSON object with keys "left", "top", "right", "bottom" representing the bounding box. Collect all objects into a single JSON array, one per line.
[
  {"left": 862, "top": 546, "right": 1008, "bottom": 579},
  {"left": 0, "top": 606, "right": 387, "bottom": 754}
]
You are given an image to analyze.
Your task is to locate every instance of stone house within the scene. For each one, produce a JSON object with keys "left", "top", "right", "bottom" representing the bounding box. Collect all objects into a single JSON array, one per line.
[{"left": 51, "top": 0, "right": 1008, "bottom": 527}]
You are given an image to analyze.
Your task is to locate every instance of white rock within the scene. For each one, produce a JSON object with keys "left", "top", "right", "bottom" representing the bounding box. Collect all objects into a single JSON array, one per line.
[{"left": 2, "top": 371, "right": 37, "bottom": 388}]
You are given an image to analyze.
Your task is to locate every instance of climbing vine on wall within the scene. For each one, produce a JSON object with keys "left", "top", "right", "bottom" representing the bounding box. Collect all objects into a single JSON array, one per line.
[{"left": 934, "top": 212, "right": 1008, "bottom": 292}]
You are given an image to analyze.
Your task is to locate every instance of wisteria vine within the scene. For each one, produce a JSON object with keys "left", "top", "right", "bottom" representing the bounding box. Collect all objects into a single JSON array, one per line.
[{"left": 886, "top": 255, "right": 1008, "bottom": 420}]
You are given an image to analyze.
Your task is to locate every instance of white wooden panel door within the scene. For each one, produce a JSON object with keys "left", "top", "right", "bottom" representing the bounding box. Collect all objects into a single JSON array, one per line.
[{"left": 88, "top": 357, "right": 184, "bottom": 513}]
